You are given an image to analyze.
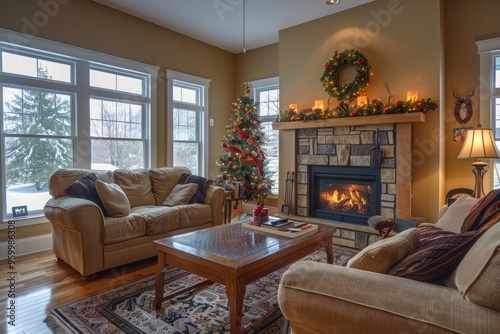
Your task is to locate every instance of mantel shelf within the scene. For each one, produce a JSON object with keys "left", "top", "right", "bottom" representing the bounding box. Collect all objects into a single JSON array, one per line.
[{"left": 272, "top": 112, "right": 425, "bottom": 130}]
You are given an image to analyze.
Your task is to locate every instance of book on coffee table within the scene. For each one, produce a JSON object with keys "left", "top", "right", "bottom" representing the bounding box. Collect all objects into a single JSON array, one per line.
[{"left": 242, "top": 221, "right": 318, "bottom": 238}]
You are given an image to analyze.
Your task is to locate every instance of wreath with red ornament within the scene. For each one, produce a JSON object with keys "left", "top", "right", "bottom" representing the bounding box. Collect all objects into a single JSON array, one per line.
[{"left": 320, "top": 49, "right": 371, "bottom": 102}]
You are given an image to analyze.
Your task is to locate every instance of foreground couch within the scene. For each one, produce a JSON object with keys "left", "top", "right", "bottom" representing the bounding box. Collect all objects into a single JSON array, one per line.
[
  {"left": 44, "top": 167, "right": 225, "bottom": 280},
  {"left": 278, "top": 193, "right": 500, "bottom": 333}
]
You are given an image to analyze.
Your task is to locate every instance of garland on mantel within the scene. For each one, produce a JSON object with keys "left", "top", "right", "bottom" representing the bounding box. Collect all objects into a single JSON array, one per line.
[{"left": 279, "top": 98, "right": 438, "bottom": 122}]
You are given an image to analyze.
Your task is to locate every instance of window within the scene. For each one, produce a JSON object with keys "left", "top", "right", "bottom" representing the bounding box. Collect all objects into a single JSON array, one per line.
[
  {"left": 251, "top": 77, "right": 279, "bottom": 195},
  {"left": 0, "top": 29, "right": 156, "bottom": 223},
  {"left": 166, "top": 70, "right": 210, "bottom": 177},
  {"left": 477, "top": 38, "right": 500, "bottom": 189}
]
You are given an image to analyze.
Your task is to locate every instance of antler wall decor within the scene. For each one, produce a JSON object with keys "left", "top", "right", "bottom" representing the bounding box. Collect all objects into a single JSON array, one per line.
[{"left": 453, "top": 88, "right": 474, "bottom": 125}]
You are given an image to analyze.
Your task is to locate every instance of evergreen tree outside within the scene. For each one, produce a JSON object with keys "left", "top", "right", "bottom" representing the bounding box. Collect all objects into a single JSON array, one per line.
[
  {"left": 3, "top": 66, "right": 73, "bottom": 191},
  {"left": 215, "top": 83, "right": 273, "bottom": 202}
]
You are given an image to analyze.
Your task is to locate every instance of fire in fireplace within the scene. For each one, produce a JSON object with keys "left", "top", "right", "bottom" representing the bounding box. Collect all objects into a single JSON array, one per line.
[{"left": 309, "top": 166, "right": 381, "bottom": 224}]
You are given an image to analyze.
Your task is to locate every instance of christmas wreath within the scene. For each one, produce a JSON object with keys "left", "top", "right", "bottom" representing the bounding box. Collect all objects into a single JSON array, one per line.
[{"left": 320, "top": 49, "right": 371, "bottom": 102}]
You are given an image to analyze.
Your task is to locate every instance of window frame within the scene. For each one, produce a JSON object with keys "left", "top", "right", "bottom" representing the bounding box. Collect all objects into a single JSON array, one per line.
[
  {"left": 251, "top": 76, "right": 280, "bottom": 196},
  {"left": 0, "top": 28, "right": 158, "bottom": 226},
  {"left": 476, "top": 37, "right": 500, "bottom": 189},
  {"left": 166, "top": 70, "right": 210, "bottom": 177}
]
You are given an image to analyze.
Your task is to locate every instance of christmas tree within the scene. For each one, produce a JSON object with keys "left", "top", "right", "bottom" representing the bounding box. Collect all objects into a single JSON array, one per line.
[{"left": 215, "top": 83, "right": 273, "bottom": 202}]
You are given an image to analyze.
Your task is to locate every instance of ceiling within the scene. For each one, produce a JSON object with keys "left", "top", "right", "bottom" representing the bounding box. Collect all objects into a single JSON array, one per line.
[{"left": 92, "top": 0, "right": 373, "bottom": 54}]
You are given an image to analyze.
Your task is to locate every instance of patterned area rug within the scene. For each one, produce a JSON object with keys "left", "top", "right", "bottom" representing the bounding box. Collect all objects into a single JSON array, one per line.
[{"left": 45, "top": 247, "right": 356, "bottom": 334}]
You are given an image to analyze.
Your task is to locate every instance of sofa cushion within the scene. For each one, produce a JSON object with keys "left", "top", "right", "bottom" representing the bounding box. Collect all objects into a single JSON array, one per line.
[
  {"left": 178, "top": 204, "right": 213, "bottom": 228},
  {"left": 149, "top": 167, "right": 191, "bottom": 205},
  {"left": 113, "top": 169, "right": 155, "bottom": 208},
  {"left": 63, "top": 172, "right": 107, "bottom": 215},
  {"left": 448, "top": 222, "right": 500, "bottom": 311},
  {"left": 178, "top": 173, "right": 213, "bottom": 204},
  {"left": 461, "top": 189, "right": 500, "bottom": 232},
  {"left": 95, "top": 180, "right": 130, "bottom": 217},
  {"left": 131, "top": 206, "right": 181, "bottom": 236},
  {"left": 103, "top": 214, "right": 146, "bottom": 244},
  {"left": 347, "top": 228, "right": 420, "bottom": 273},
  {"left": 435, "top": 195, "right": 479, "bottom": 233},
  {"left": 388, "top": 228, "right": 484, "bottom": 281},
  {"left": 162, "top": 184, "right": 199, "bottom": 206}
]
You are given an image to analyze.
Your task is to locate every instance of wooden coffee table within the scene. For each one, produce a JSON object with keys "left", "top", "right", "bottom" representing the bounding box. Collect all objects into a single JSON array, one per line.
[{"left": 153, "top": 221, "right": 336, "bottom": 334}]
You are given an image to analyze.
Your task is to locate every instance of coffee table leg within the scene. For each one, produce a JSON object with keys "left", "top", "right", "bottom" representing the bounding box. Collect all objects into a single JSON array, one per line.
[
  {"left": 325, "top": 236, "right": 334, "bottom": 264},
  {"left": 226, "top": 276, "right": 246, "bottom": 334},
  {"left": 153, "top": 251, "right": 166, "bottom": 309}
]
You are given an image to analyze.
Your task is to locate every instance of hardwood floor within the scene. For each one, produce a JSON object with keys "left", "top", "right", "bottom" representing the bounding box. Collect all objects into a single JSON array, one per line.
[{"left": 0, "top": 250, "right": 158, "bottom": 334}]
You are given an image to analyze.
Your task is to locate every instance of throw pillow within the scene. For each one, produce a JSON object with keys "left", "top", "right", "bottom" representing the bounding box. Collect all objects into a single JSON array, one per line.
[
  {"left": 95, "top": 180, "right": 131, "bottom": 217},
  {"left": 447, "top": 222, "right": 500, "bottom": 311},
  {"left": 64, "top": 172, "right": 107, "bottom": 215},
  {"left": 178, "top": 173, "right": 213, "bottom": 204},
  {"left": 387, "top": 229, "right": 484, "bottom": 282},
  {"left": 346, "top": 228, "right": 420, "bottom": 273},
  {"left": 162, "top": 183, "right": 199, "bottom": 206},
  {"left": 435, "top": 195, "right": 479, "bottom": 233},
  {"left": 461, "top": 189, "right": 500, "bottom": 232}
]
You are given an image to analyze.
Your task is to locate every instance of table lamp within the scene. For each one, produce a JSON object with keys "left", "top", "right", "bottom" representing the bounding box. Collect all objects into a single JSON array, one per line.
[{"left": 457, "top": 125, "right": 500, "bottom": 198}]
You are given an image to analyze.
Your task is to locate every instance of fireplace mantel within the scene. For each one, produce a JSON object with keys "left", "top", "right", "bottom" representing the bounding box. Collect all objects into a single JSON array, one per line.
[{"left": 272, "top": 112, "right": 425, "bottom": 130}]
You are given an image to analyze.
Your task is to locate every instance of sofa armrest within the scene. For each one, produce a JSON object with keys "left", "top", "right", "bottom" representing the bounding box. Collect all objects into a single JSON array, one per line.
[
  {"left": 205, "top": 185, "right": 225, "bottom": 226},
  {"left": 278, "top": 261, "right": 500, "bottom": 334},
  {"left": 44, "top": 197, "right": 105, "bottom": 277}
]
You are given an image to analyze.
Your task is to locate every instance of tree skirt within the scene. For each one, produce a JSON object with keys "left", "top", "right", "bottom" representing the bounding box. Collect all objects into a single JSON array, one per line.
[{"left": 45, "top": 247, "right": 357, "bottom": 334}]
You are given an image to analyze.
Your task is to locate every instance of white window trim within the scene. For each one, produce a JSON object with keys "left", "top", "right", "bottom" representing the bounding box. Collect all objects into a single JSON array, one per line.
[
  {"left": 251, "top": 76, "right": 279, "bottom": 196},
  {"left": 0, "top": 29, "right": 158, "bottom": 227},
  {"left": 166, "top": 69, "right": 210, "bottom": 177},
  {"left": 476, "top": 37, "right": 500, "bottom": 189}
]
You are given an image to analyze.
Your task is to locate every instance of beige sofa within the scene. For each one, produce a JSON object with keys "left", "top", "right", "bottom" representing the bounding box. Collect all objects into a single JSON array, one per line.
[
  {"left": 44, "top": 167, "right": 225, "bottom": 280},
  {"left": 278, "top": 194, "right": 500, "bottom": 333}
]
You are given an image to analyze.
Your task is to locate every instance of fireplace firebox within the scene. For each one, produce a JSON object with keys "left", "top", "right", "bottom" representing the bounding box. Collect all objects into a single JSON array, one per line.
[{"left": 309, "top": 166, "right": 381, "bottom": 224}]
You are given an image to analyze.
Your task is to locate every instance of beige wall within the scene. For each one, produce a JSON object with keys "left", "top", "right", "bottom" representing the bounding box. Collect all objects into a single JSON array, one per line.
[
  {"left": 0, "top": 0, "right": 235, "bottom": 240},
  {"left": 444, "top": 0, "right": 500, "bottom": 195},
  {"left": 277, "top": 0, "right": 443, "bottom": 222}
]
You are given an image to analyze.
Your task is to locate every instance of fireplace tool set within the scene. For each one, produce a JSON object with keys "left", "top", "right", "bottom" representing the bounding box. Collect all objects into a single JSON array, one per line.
[
  {"left": 370, "top": 126, "right": 383, "bottom": 169},
  {"left": 281, "top": 171, "right": 294, "bottom": 214}
]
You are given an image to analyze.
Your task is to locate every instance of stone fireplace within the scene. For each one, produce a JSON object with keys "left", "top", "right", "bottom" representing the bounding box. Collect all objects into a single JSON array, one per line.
[
  {"left": 297, "top": 124, "right": 395, "bottom": 225},
  {"left": 272, "top": 113, "right": 424, "bottom": 247}
]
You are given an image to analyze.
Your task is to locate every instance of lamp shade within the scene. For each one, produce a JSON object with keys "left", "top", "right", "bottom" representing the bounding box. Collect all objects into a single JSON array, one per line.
[{"left": 458, "top": 127, "right": 500, "bottom": 159}]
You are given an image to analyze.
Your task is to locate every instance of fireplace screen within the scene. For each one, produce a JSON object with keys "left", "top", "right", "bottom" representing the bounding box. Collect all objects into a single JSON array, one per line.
[{"left": 309, "top": 166, "right": 381, "bottom": 224}]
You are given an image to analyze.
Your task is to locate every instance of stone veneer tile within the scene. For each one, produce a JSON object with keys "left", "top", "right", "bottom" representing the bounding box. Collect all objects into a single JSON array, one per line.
[
  {"left": 350, "top": 156, "right": 371, "bottom": 166},
  {"left": 340, "top": 229, "right": 356, "bottom": 240},
  {"left": 297, "top": 195, "right": 308, "bottom": 207},
  {"left": 333, "top": 237, "right": 356, "bottom": 248},
  {"left": 329, "top": 156, "right": 339, "bottom": 165},
  {"left": 337, "top": 145, "right": 350, "bottom": 165},
  {"left": 298, "top": 128, "right": 317, "bottom": 138},
  {"left": 297, "top": 164, "right": 308, "bottom": 172},
  {"left": 296, "top": 172, "right": 307, "bottom": 184},
  {"left": 382, "top": 145, "right": 394, "bottom": 158},
  {"left": 297, "top": 184, "right": 307, "bottom": 195},
  {"left": 387, "top": 183, "right": 397, "bottom": 194},
  {"left": 351, "top": 145, "right": 373, "bottom": 155},
  {"left": 297, "top": 207, "right": 308, "bottom": 216},
  {"left": 361, "top": 132, "right": 374, "bottom": 144},
  {"left": 381, "top": 194, "right": 395, "bottom": 202},
  {"left": 382, "top": 201, "right": 395, "bottom": 208},
  {"left": 381, "top": 207, "right": 395, "bottom": 219},
  {"left": 368, "top": 234, "right": 382, "bottom": 245},
  {"left": 318, "top": 128, "right": 333, "bottom": 136},
  {"left": 388, "top": 131, "right": 394, "bottom": 145},
  {"left": 333, "top": 127, "right": 350, "bottom": 135},
  {"left": 355, "top": 233, "right": 369, "bottom": 249},
  {"left": 299, "top": 146, "right": 310, "bottom": 154},
  {"left": 317, "top": 144, "right": 336, "bottom": 155},
  {"left": 381, "top": 168, "right": 396, "bottom": 183},
  {"left": 298, "top": 155, "right": 329, "bottom": 165},
  {"left": 382, "top": 158, "right": 396, "bottom": 168}
]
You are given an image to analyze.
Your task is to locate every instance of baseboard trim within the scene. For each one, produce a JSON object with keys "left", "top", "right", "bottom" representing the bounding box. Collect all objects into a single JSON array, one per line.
[{"left": 0, "top": 233, "right": 52, "bottom": 260}]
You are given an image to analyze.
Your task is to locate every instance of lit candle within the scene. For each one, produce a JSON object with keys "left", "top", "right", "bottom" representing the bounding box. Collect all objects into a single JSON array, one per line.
[
  {"left": 407, "top": 90, "right": 418, "bottom": 101},
  {"left": 289, "top": 104, "right": 298, "bottom": 112},
  {"left": 314, "top": 100, "right": 324, "bottom": 110},
  {"left": 357, "top": 95, "right": 368, "bottom": 106}
]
